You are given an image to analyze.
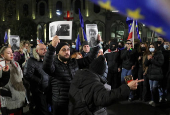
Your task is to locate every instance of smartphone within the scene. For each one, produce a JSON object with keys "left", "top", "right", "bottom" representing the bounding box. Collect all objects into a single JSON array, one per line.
[{"left": 0, "top": 61, "right": 5, "bottom": 68}]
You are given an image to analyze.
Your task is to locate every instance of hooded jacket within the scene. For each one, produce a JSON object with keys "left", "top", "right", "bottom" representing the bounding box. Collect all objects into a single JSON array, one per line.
[
  {"left": 24, "top": 48, "right": 50, "bottom": 93},
  {"left": 69, "top": 69, "right": 130, "bottom": 115}
]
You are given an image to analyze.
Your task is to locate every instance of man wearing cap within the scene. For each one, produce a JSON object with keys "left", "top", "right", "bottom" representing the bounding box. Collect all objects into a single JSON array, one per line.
[
  {"left": 43, "top": 35, "right": 100, "bottom": 115},
  {"left": 81, "top": 41, "right": 90, "bottom": 57}
]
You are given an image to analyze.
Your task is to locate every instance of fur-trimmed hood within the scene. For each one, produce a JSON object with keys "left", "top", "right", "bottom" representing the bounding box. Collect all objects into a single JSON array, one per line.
[{"left": 32, "top": 48, "right": 41, "bottom": 61}]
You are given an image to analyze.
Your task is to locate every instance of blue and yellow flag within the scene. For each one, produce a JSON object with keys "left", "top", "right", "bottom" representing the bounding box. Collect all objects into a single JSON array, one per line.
[
  {"left": 78, "top": 9, "right": 87, "bottom": 41},
  {"left": 89, "top": 0, "right": 170, "bottom": 39}
]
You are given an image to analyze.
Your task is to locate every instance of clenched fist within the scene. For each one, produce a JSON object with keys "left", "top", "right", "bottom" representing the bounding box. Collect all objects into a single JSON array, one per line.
[{"left": 52, "top": 35, "right": 60, "bottom": 48}]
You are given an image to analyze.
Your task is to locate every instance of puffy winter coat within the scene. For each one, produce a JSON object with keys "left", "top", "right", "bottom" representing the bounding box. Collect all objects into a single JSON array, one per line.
[
  {"left": 24, "top": 48, "right": 50, "bottom": 93},
  {"left": 43, "top": 45, "right": 100, "bottom": 106},
  {"left": 145, "top": 50, "right": 164, "bottom": 80}
]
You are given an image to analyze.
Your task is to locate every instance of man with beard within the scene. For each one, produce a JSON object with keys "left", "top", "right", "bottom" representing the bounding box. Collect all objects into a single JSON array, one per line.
[
  {"left": 24, "top": 44, "right": 50, "bottom": 115},
  {"left": 43, "top": 35, "right": 100, "bottom": 115}
]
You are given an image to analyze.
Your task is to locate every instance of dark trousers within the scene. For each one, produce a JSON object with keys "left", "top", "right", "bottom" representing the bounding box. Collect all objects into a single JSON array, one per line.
[
  {"left": 52, "top": 101, "right": 68, "bottom": 115},
  {"left": 32, "top": 91, "right": 50, "bottom": 115},
  {"left": 107, "top": 71, "right": 120, "bottom": 89},
  {"left": 143, "top": 75, "right": 151, "bottom": 101},
  {"left": 137, "top": 67, "right": 143, "bottom": 99}
]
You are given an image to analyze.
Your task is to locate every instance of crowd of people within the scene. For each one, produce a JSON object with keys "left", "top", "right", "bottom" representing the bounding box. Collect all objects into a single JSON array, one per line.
[{"left": 0, "top": 35, "right": 170, "bottom": 115}]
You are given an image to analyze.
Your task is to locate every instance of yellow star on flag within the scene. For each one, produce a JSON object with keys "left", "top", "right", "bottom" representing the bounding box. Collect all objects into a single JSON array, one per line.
[
  {"left": 127, "top": 8, "right": 144, "bottom": 20},
  {"left": 150, "top": 26, "right": 166, "bottom": 35},
  {"left": 98, "top": 0, "right": 115, "bottom": 11}
]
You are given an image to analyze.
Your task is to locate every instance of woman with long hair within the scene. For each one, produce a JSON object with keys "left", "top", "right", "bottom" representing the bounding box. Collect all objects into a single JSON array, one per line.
[
  {"left": 145, "top": 42, "right": 164, "bottom": 106},
  {"left": 0, "top": 46, "right": 26, "bottom": 115},
  {"left": 138, "top": 42, "right": 150, "bottom": 101}
]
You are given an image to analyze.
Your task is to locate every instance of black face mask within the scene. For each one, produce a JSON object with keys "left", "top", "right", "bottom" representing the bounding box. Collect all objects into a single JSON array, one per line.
[
  {"left": 118, "top": 45, "right": 123, "bottom": 48},
  {"left": 141, "top": 47, "right": 146, "bottom": 51},
  {"left": 110, "top": 46, "right": 116, "bottom": 51},
  {"left": 157, "top": 41, "right": 162, "bottom": 44}
]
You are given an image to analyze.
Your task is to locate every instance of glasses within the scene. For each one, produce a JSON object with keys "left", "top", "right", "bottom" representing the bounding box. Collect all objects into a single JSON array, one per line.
[
  {"left": 61, "top": 48, "right": 70, "bottom": 52},
  {"left": 126, "top": 43, "right": 132, "bottom": 45}
]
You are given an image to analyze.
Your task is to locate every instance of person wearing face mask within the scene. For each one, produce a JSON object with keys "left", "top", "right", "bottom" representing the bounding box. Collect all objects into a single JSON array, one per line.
[
  {"left": 70, "top": 42, "right": 77, "bottom": 55},
  {"left": 21, "top": 41, "right": 30, "bottom": 68},
  {"left": 104, "top": 41, "right": 121, "bottom": 89},
  {"left": 138, "top": 43, "right": 150, "bottom": 101},
  {"left": 157, "top": 37, "right": 169, "bottom": 102},
  {"left": 145, "top": 42, "right": 164, "bottom": 107}
]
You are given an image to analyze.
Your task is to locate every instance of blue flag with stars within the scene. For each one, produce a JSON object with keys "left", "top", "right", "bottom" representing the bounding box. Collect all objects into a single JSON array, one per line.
[
  {"left": 89, "top": 0, "right": 170, "bottom": 40},
  {"left": 78, "top": 9, "right": 87, "bottom": 41},
  {"left": 136, "top": 20, "right": 142, "bottom": 42}
]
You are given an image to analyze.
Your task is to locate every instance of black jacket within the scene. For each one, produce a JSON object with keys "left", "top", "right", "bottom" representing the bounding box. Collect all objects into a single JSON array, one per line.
[
  {"left": 81, "top": 51, "right": 90, "bottom": 58},
  {"left": 145, "top": 50, "right": 164, "bottom": 80},
  {"left": 43, "top": 45, "right": 100, "bottom": 105},
  {"left": 69, "top": 69, "right": 130, "bottom": 115},
  {"left": 121, "top": 48, "right": 136, "bottom": 70},
  {"left": 104, "top": 51, "right": 121, "bottom": 73},
  {"left": 24, "top": 49, "right": 50, "bottom": 93},
  {"left": 0, "top": 71, "right": 11, "bottom": 97}
]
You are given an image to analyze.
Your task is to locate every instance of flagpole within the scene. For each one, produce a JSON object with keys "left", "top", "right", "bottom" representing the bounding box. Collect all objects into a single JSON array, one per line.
[{"left": 132, "top": 20, "right": 135, "bottom": 48}]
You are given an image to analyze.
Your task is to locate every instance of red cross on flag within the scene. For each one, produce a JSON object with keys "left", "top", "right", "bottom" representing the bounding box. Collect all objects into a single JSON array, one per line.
[{"left": 63, "top": 11, "right": 74, "bottom": 21}]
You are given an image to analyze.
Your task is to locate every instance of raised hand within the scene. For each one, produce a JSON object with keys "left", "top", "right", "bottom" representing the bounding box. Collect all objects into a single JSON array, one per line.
[
  {"left": 3, "top": 65, "right": 9, "bottom": 72},
  {"left": 127, "top": 79, "right": 144, "bottom": 90},
  {"left": 52, "top": 35, "right": 60, "bottom": 48}
]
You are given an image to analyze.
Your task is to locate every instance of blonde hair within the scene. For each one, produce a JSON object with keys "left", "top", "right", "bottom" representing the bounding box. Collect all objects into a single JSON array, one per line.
[
  {"left": 0, "top": 46, "right": 9, "bottom": 58},
  {"left": 20, "top": 40, "right": 31, "bottom": 53}
]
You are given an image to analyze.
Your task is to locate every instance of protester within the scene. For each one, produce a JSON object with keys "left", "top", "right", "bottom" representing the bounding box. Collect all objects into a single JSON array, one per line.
[
  {"left": 0, "top": 46, "right": 26, "bottom": 115},
  {"left": 13, "top": 49, "right": 25, "bottom": 69},
  {"left": 81, "top": 41, "right": 90, "bottom": 57},
  {"left": 138, "top": 42, "right": 150, "bottom": 101},
  {"left": 43, "top": 35, "right": 100, "bottom": 115},
  {"left": 69, "top": 55, "right": 144, "bottom": 115},
  {"left": 24, "top": 44, "right": 50, "bottom": 115},
  {"left": 104, "top": 40, "right": 121, "bottom": 89},
  {"left": 145, "top": 42, "right": 164, "bottom": 106},
  {"left": 21, "top": 41, "right": 30, "bottom": 68},
  {"left": 70, "top": 42, "right": 77, "bottom": 55}
]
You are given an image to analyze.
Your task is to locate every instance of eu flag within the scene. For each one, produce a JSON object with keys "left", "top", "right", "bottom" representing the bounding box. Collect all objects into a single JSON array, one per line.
[
  {"left": 136, "top": 20, "right": 142, "bottom": 42},
  {"left": 76, "top": 34, "right": 81, "bottom": 51},
  {"left": 4, "top": 32, "right": 8, "bottom": 43},
  {"left": 78, "top": 9, "right": 87, "bottom": 41},
  {"left": 89, "top": 0, "right": 170, "bottom": 40},
  {"left": 126, "top": 17, "right": 133, "bottom": 33}
]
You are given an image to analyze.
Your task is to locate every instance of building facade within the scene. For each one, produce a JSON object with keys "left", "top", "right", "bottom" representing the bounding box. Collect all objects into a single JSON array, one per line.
[{"left": 0, "top": 0, "right": 158, "bottom": 44}]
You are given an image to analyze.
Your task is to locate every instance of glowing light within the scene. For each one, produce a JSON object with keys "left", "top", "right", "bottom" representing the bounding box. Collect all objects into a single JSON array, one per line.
[
  {"left": 112, "top": 10, "right": 119, "bottom": 12},
  {"left": 56, "top": 10, "right": 61, "bottom": 16},
  {"left": 49, "top": 9, "right": 52, "bottom": 18}
]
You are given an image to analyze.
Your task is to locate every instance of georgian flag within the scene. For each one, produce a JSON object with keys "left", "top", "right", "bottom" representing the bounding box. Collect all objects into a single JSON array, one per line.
[
  {"left": 127, "top": 21, "right": 135, "bottom": 41},
  {"left": 63, "top": 11, "right": 74, "bottom": 21}
]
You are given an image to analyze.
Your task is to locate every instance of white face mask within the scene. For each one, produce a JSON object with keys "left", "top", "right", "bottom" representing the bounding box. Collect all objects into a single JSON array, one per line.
[
  {"left": 164, "top": 45, "right": 169, "bottom": 49},
  {"left": 149, "top": 48, "right": 155, "bottom": 53},
  {"left": 72, "top": 45, "right": 76, "bottom": 49},
  {"left": 23, "top": 48, "right": 27, "bottom": 52}
]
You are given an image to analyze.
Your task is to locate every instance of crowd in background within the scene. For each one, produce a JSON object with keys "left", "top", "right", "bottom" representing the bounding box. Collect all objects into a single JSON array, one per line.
[{"left": 0, "top": 35, "right": 170, "bottom": 115}]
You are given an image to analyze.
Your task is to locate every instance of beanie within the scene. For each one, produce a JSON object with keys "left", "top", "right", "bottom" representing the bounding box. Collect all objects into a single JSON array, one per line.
[
  {"left": 89, "top": 55, "right": 106, "bottom": 75},
  {"left": 56, "top": 42, "right": 69, "bottom": 54},
  {"left": 110, "top": 41, "right": 118, "bottom": 48},
  {"left": 82, "top": 41, "right": 89, "bottom": 47}
]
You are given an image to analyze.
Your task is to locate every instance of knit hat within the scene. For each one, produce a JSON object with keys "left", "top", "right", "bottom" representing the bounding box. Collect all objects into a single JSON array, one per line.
[
  {"left": 89, "top": 55, "right": 106, "bottom": 75},
  {"left": 82, "top": 41, "right": 89, "bottom": 47},
  {"left": 56, "top": 42, "right": 69, "bottom": 54},
  {"left": 110, "top": 41, "right": 118, "bottom": 48}
]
